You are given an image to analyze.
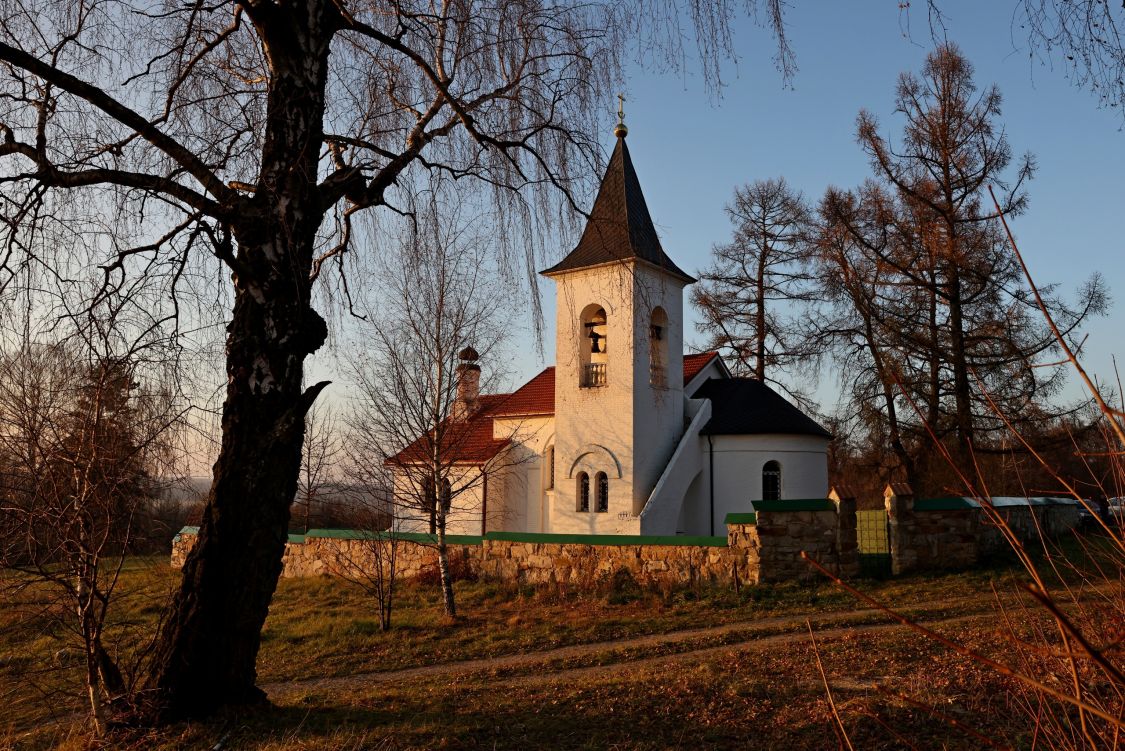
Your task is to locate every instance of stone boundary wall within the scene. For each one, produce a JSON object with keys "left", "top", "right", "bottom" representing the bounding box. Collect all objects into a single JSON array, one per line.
[
  {"left": 741, "top": 492, "right": 859, "bottom": 582},
  {"left": 977, "top": 503, "right": 1080, "bottom": 554},
  {"left": 171, "top": 497, "right": 860, "bottom": 587},
  {"left": 479, "top": 536, "right": 739, "bottom": 586},
  {"left": 171, "top": 529, "right": 482, "bottom": 580},
  {"left": 884, "top": 485, "right": 1080, "bottom": 575},
  {"left": 171, "top": 488, "right": 1078, "bottom": 584}
]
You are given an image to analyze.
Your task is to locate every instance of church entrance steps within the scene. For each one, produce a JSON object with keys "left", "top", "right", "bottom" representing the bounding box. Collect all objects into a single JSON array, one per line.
[{"left": 638, "top": 399, "right": 711, "bottom": 534}]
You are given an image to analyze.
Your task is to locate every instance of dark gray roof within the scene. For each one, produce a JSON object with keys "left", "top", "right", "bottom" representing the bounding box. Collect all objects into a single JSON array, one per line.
[
  {"left": 540, "top": 136, "right": 695, "bottom": 283},
  {"left": 691, "top": 378, "right": 833, "bottom": 438}
]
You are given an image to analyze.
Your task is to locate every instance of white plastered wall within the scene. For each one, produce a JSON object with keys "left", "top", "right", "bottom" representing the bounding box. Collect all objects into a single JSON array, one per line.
[
  {"left": 706, "top": 431, "right": 832, "bottom": 530},
  {"left": 391, "top": 466, "right": 486, "bottom": 536},
  {"left": 630, "top": 263, "right": 688, "bottom": 515},
  {"left": 490, "top": 415, "right": 554, "bottom": 533},
  {"left": 549, "top": 260, "right": 688, "bottom": 534},
  {"left": 667, "top": 358, "right": 729, "bottom": 535}
]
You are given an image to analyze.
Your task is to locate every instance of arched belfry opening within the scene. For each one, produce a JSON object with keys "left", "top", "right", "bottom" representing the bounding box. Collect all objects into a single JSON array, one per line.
[
  {"left": 649, "top": 306, "right": 668, "bottom": 388},
  {"left": 579, "top": 304, "right": 608, "bottom": 388}
]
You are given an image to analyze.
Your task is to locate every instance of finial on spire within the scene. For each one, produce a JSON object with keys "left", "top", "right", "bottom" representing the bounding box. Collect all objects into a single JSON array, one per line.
[{"left": 614, "top": 92, "right": 628, "bottom": 138}]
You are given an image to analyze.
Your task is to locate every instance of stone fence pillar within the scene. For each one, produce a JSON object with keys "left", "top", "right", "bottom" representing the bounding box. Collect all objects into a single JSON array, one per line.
[
  {"left": 725, "top": 518, "right": 762, "bottom": 585},
  {"left": 885, "top": 482, "right": 916, "bottom": 575},
  {"left": 828, "top": 486, "right": 859, "bottom": 579}
]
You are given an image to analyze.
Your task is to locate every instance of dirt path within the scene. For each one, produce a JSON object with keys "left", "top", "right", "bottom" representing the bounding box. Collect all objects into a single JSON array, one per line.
[
  {"left": 264, "top": 595, "right": 999, "bottom": 701},
  {"left": 501, "top": 612, "right": 985, "bottom": 689}
]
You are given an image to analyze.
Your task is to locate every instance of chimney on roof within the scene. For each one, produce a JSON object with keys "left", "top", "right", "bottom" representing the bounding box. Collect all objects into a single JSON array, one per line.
[{"left": 454, "top": 346, "right": 481, "bottom": 421}]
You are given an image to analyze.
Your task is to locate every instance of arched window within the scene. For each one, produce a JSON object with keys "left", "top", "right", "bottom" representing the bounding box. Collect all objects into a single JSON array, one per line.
[
  {"left": 649, "top": 307, "right": 668, "bottom": 388},
  {"left": 576, "top": 472, "right": 590, "bottom": 512},
  {"left": 440, "top": 478, "right": 452, "bottom": 511},
  {"left": 545, "top": 445, "right": 555, "bottom": 490},
  {"left": 762, "top": 461, "right": 781, "bottom": 501},
  {"left": 423, "top": 476, "right": 437, "bottom": 533},
  {"left": 595, "top": 472, "right": 609, "bottom": 512},
  {"left": 579, "top": 304, "right": 608, "bottom": 388}
]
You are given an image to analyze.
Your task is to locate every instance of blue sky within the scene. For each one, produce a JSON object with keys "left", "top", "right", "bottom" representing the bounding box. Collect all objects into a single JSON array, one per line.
[{"left": 517, "top": 2, "right": 1125, "bottom": 410}]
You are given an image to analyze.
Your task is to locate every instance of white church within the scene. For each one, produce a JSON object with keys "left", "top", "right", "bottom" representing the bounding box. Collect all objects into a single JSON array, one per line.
[{"left": 392, "top": 119, "right": 831, "bottom": 538}]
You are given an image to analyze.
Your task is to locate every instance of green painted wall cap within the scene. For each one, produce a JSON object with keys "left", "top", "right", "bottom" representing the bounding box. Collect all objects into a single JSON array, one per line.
[
  {"left": 750, "top": 498, "right": 836, "bottom": 512},
  {"left": 482, "top": 531, "right": 728, "bottom": 547}
]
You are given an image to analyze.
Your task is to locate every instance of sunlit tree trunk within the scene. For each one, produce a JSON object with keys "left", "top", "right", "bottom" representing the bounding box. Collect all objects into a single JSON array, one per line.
[{"left": 436, "top": 516, "right": 457, "bottom": 618}]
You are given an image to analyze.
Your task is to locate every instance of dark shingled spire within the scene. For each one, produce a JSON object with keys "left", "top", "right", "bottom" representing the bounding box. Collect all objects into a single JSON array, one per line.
[{"left": 541, "top": 134, "right": 695, "bottom": 283}]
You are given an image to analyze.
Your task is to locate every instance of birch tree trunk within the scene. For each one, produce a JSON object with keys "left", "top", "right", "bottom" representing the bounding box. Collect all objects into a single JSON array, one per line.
[
  {"left": 147, "top": 2, "right": 335, "bottom": 717},
  {"left": 436, "top": 518, "right": 457, "bottom": 619},
  {"left": 79, "top": 577, "right": 107, "bottom": 738},
  {"left": 0, "top": 0, "right": 785, "bottom": 723}
]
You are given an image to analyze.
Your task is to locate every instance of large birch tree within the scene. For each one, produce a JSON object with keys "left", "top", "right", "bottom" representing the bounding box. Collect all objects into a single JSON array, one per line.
[{"left": 0, "top": 0, "right": 792, "bottom": 720}]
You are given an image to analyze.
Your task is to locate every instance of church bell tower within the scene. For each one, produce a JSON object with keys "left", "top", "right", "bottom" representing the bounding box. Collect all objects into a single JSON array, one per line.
[{"left": 540, "top": 105, "right": 696, "bottom": 534}]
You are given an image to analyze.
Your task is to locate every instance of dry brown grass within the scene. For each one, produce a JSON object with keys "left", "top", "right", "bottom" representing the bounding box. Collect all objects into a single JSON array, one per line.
[{"left": 1, "top": 545, "right": 1107, "bottom": 750}]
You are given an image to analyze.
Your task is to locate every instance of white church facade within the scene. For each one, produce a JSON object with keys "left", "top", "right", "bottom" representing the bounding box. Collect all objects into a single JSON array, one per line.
[{"left": 392, "top": 122, "right": 831, "bottom": 538}]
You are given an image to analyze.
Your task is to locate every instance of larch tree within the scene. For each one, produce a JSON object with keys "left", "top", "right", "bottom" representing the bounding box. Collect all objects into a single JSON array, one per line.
[
  {"left": 691, "top": 177, "right": 820, "bottom": 400},
  {"left": 856, "top": 42, "right": 1034, "bottom": 461},
  {"left": 814, "top": 182, "right": 918, "bottom": 490},
  {"left": 0, "top": 0, "right": 793, "bottom": 719},
  {"left": 820, "top": 43, "right": 1108, "bottom": 491}
]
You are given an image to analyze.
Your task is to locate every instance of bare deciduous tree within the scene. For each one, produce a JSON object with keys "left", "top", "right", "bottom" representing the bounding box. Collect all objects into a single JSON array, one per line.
[
  {"left": 915, "top": 1, "right": 1125, "bottom": 123},
  {"left": 298, "top": 402, "right": 342, "bottom": 533},
  {"left": 0, "top": 305, "right": 183, "bottom": 735},
  {"left": 346, "top": 193, "right": 524, "bottom": 619},
  {"left": 0, "top": 0, "right": 794, "bottom": 717},
  {"left": 328, "top": 484, "right": 400, "bottom": 632}
]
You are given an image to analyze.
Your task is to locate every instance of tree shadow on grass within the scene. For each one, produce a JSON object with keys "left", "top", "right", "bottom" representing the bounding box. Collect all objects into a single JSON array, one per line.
[
  {"left": 178, "top": 685, "right": 835, "bottom": 750},
  {"left": 88, "top": 675, "right": 1020, "bottom": 751}
]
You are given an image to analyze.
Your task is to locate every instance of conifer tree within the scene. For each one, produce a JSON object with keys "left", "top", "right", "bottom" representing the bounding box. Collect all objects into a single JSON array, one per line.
[{"left": 692, "top": 178, "right": 820, "bottom": 402}]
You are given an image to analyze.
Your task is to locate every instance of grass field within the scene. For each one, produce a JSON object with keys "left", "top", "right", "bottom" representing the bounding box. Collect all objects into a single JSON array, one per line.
[{"left": 0, "top": 544, "right": 1116, "bottom": 749}]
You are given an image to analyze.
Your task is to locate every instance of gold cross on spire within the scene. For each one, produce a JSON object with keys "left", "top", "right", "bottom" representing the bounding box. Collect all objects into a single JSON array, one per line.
[{"left": 614, "top": 93, "right": 628, "bottom": 138}]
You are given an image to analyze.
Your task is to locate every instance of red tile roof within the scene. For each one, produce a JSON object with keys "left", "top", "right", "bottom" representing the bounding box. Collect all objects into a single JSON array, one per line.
[
  {"left": 490, "top": 367, "right": 555, "bottom": 416},
  {"left": 388, "top": 352, "right": 723, "bottom": 466},
  {"left": 385, "top": 394, "right": 512, "bottom": 467},
  {"left": 683, "top": 351, "right": 720, "bottom": 384}
]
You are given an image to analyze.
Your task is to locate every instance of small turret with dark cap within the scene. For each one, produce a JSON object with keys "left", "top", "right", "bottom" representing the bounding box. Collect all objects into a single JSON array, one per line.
[{"left": 454, "top": 345, "right": 481, "bottom": 420}]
